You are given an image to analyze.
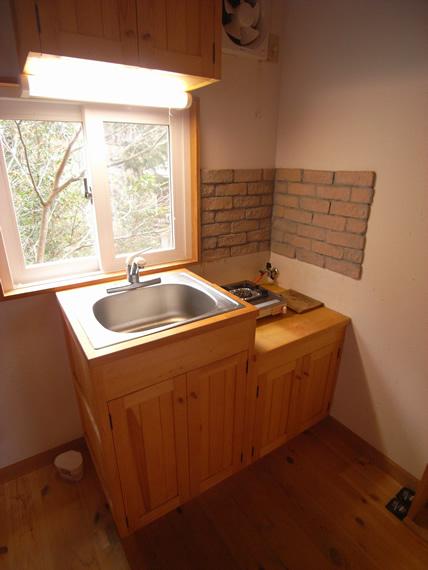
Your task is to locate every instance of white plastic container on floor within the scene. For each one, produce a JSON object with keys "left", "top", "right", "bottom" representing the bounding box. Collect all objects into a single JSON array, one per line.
[{"left": 54, "top": 450, "right": 84, "bottom": 482}]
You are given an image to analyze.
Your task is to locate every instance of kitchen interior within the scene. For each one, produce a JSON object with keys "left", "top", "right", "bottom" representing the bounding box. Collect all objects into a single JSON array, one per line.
[{"left": 0, "top": 0, "right": 427, "bottom": 569}]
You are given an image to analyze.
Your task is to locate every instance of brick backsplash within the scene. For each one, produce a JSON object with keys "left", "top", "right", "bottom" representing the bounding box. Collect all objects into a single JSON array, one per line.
[
  {"left": 199, "top": 167, "right": 374, "bottom": 279},
  {"left": 271, "top": 168, "right": 375, "bottom": 279},
  {"left": 200, "top": 169, "right": 274, "bottom": 261}
]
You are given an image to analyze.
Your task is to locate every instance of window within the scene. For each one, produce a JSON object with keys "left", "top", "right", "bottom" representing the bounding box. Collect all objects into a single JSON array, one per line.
[{"left": 0, "top": 101, "right": 193, "bottom": 289}]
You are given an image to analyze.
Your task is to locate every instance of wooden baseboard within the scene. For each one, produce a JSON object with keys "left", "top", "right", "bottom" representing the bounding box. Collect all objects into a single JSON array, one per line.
[
  {"left": 0, "top": 437, "right": 86, "bottom": 484},
  {"left": 326, "top": 416, "right": 419, "bottom": 490}
]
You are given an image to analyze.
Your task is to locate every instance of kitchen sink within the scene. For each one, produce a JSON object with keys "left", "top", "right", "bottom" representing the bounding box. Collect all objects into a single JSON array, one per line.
[{"left": 59, "top": 271, "right": 244, "bottom": 350}]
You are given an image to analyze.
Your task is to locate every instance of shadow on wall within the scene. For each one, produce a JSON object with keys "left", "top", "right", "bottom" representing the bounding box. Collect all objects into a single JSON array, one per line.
[{"left": 332, "top": 324, "right": 424, "bottom": 478}]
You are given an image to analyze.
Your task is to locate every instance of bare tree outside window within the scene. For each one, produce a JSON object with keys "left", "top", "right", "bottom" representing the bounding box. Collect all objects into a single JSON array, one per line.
[
  {"left": 0, "top": 120, "right": 95, "bottom": 266},
  {"left": 103, "top": 121, "right": 172, "bottom": 255}
]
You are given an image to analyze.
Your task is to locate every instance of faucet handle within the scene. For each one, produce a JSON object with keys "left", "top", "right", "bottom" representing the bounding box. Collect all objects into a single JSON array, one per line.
[{"left": 126, "top": 248, "right": 152, "bottom": 267}]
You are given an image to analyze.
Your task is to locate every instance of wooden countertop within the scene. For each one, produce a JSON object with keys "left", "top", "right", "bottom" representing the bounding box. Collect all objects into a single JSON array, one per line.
[{"left": 255, "top": 307, "right": 350, "bottom": 357}]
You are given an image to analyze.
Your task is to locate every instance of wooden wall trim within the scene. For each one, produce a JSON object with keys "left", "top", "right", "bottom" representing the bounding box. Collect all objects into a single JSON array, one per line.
[
  {"left": 327, "top": 416, "right": 418, "bottom": 489},
  {"left": 0, "top": 437, "right": 86, "bottom": 484}
]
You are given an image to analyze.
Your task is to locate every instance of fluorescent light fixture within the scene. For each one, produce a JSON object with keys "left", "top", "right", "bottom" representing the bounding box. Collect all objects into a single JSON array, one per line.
[{"left": 21, "top": 53, "right": 192, "bottom": 109}]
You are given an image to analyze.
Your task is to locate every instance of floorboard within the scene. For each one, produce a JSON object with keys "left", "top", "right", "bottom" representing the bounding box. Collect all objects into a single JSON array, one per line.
[{"left": 2, "top": 419, "right": 428, "bottom": 570}]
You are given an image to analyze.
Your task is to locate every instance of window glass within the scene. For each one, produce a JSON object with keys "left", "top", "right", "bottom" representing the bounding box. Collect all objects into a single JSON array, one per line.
[
  {"left": 0, "top": 119, "right": 96, "bottom": 266},
  {"left": 103, "top": 121, "right": 173, "bottom": 256}
]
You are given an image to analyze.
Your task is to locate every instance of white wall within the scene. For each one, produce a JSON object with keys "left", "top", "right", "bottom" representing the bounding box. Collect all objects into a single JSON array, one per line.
[{"left": 272, "top": 0, "right": 428, "bottom": 478}]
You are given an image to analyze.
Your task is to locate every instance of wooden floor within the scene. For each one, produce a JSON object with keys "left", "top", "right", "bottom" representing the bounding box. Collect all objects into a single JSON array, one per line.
[{"left": 2, "top": 419, "right": 428, "bottom": 570}]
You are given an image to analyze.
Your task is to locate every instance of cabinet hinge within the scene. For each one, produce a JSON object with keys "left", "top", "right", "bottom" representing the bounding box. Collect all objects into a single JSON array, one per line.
[
  {"left": 240, "top": 451, "right": 244, "bottom": 463},
  {"left": 108, "top": 413, "right": 113, "bottom": 430},
  {"left": 251, "top": 446, "right": 255, "bottom": 457},
  {"left": 34, "top": 2, "right": 41, "bottom": 34},
  {"left": 256, "top": 385, "right": 260, "bottom": 398},
  {"left": 212, "top": 42, "right": 216, "bottom": 64}
]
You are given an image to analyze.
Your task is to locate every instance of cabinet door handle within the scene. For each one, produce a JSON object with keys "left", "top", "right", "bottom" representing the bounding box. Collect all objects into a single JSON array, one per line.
[
  {"left": 125, "top": 29, "right": 135, "bottom": 38},
  {"left": 177, "top": 397, "right": 184, "bottom": 404},
  {"left": 303, "top": 371, "right": 309, "bottom": 377},
  {"left": 190, "top": 391, "right": 198, "bottom": 399},
  {"left": 142, "top": 32, "right": 151, "bottom": 40}
]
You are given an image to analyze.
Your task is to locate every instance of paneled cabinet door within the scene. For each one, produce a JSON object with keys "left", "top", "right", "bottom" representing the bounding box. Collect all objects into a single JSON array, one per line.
[
  {"left": 254, "top": 358, "right": 299, "bottom": 459},
  {"left": 35, "top": 0, "right": 139, "bottom": 65},
  {"left": 108, "top": 375, "right": 190, "bottom": 530},
  {"left": 187, "top": 352, "right": 247, "bottom": 496},
  {"left": 136, "top": 0, "right": 220, "bottom": 78},
  {"left": 289, "top": 342, "right": 340, "bottom": 435}
]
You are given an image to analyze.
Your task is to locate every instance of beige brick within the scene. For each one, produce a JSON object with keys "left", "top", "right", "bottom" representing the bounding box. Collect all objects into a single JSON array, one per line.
[
  {"left": 297, "top": 224, "right": 326, "bottom": 241},
  {"left": 248, "top": 182, "right": 273, "bottom": 195},
  {"left": 202, "top": 237, "right": 217, "bottom": 250},
  {"left": 296, "top": 248, "right": 324, "bottom": 268},
  {"left": 312, "top": 240, "right": 343, "bottom": 259},
  {"left": 202, "top": 197, "right": 233, "bottom": 211},
  {"left": 261, "top": 194, "right": 273, "bottom": 206},
  {"left": 202, "top": 247, "right": 230, "bottom": 260},
  {"left": 275, "top": 194, "right": 299, "bottom": 208},
  {"left": 346, "top": 218, "right": 367, "bottom": 234},
  {"left": 288, "top": 183, "right": 316, "bottom": 197},
  {"left": 234, "top": 169, "right": 262, "bottom": 182},
  {"left": 273, "top": 218, "right": 297, "bottom": 233},
  {"left": 283, "top": 208, "right": 313, "bottom": 224},
  {"left": 215, "top": 183, "right": 247, "bottom": 196},
  {"left": 259, "top": 218, "right": 272, "bottom": 229},
  {"left": 202, "top": 211, "right": 215, "bottom": 224},
  {"left": 201, "top": 184, "right": 215, "bottom": 197},
  {"left": 326, "top": 230, "right": 365, "bottom": 249},
  {"left": 233, "top": 196, "right": 260, "bottom": 208},
  {"left": 330, "top": 201, "right": 369, "bottom": 219},
  {"left": 263, "top": 168, "right": 276, "bottom": 181},
  {"left": 334, "top": 171, "right": 375, "bottom": 187},
  {"left": 247, "top": 228, "right": 271, "bottom": 242},
  {"left": 303, "top": 169, "right": 334, "bottom": 184},
  {"left": 317, "top": 185, "right": 351, "bottom": 201},
  {"left": 271, "top": 241, "right": 296, "bottom": 258},
  {"left": 231, "top": 243, "right": 259, "bottom": 257},
  {"left": 351, "top": 187, "right": 374, "bottom": 204},
  {"left": 258, "top": 240, "right": 271, "bottom": 251},
  {"left": 313, "top": 214, "right": 346, "bottom": 231},
  {"left": 215, "top": 209, "right": 245, "bottom": 222},
  {"left": 325, "top": 257, "right": 361, "bottom": 279},
  {"left": 231, "top": 220, "right": 259, "bottom": 232},
  {"left": 272, "top": 205, "right": 285, "bottom": 218},
  {"left": 300, "top": 197, "right": 330, "bottom": 213},
  {"left": 246, "top": 206, "right": 272, "bottom": 219},
  {"left": 201, "top": 169, "right": 233, "bottom": 183},
  {"left": 218, "top": 233, "right": 246, "bottom": 247},
  {"left": 275, "top": 181, "right": 288, "bottom": 194},
  {"left": 271, "top": 228, "right": 284, "bottom": 242},
  {"left": 201, "top": 222, "right": 231, "bottom": 237},
  {"left": 343, "top": 248, "right": 364, "bottom": 263},
  {"left": 285, "top": 234, "right": 311, "bottom": 250},
  {"left": 276, "top": 168, "right": 302, "bottom": 182}
]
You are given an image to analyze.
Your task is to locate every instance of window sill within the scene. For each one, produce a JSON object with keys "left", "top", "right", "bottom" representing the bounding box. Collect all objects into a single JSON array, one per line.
[{"left": 0, "top": 257, "right": 199, "bottom": 301}]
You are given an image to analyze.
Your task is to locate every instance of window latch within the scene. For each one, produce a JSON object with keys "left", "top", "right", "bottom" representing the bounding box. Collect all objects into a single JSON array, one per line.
[{"left": 83, "top": 177, "right": 93, "bottom": 203}]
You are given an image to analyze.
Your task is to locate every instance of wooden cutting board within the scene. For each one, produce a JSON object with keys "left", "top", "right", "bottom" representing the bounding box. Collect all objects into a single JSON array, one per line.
[{"left": 263, "top": 284, "right": 324, "bottom": 314}]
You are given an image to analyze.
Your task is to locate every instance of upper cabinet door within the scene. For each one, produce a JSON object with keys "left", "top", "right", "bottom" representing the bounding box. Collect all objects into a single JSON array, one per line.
[
  {"left": 35, "top": 0, "right": 139, "bottom": 65},
  {"left": 108, "top": 375, "right": 190, "bottom": 530},
  {"left": 136, "top": 0, "right": 221, "bottom": 78},
  {"left": 187, "top": 352, "right": 247, "bottom": 496}
]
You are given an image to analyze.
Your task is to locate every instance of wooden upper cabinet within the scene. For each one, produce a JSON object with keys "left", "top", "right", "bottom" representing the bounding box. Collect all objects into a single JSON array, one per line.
[
  {"left": 187, "top": 352, "right": 247, "bottom": 496},
  {"left": 12, "top": 0, "right": 221, "bottom": 80},
  {"left": 34, "top": 0, "right": 139, "bottom": 65},
  {"left": 108, "top": 375, "right": 190, "bottom": 530},
  {"left": 136, "top": 0, "right": 220, "bottom": 79}
]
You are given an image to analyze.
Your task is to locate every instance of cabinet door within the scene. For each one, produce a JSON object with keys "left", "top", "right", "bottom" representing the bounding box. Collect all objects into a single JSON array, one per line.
[
  {"left": 289, "top": 343, "right": 340, "bottom": 435},
  {"left": 253, "top": 358, "right": 299, "bottom": 458},
  {"left": 187, "top": 352, "right": 247, "bottom": 496},
  {"left": 36, "top": 0, "right": 138, "bottom": 65},
  {"left": 108, "top": 375, "right": 189, "bottom": 530},
  {"left": 136, "top": 0, "right": 220, "bottom": 78}
]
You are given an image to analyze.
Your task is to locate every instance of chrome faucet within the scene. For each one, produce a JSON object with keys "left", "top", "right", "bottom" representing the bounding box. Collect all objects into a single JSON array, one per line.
[{"left": 106, "top": 248, "right": 161, "bottom": 294}]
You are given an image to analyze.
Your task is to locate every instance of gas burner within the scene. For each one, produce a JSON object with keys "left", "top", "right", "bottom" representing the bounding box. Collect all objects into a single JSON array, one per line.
[{"left": 222, "top": 280, "right": 286, "bottom": 319}]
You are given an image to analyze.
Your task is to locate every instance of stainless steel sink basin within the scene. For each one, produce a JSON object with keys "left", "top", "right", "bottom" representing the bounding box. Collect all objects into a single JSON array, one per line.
[
  {"left": 93, "top": 283, "right": 218, "bottom": 334},
  {"left": 58, "top": 271, "right": 244, "bottom": 350}
]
